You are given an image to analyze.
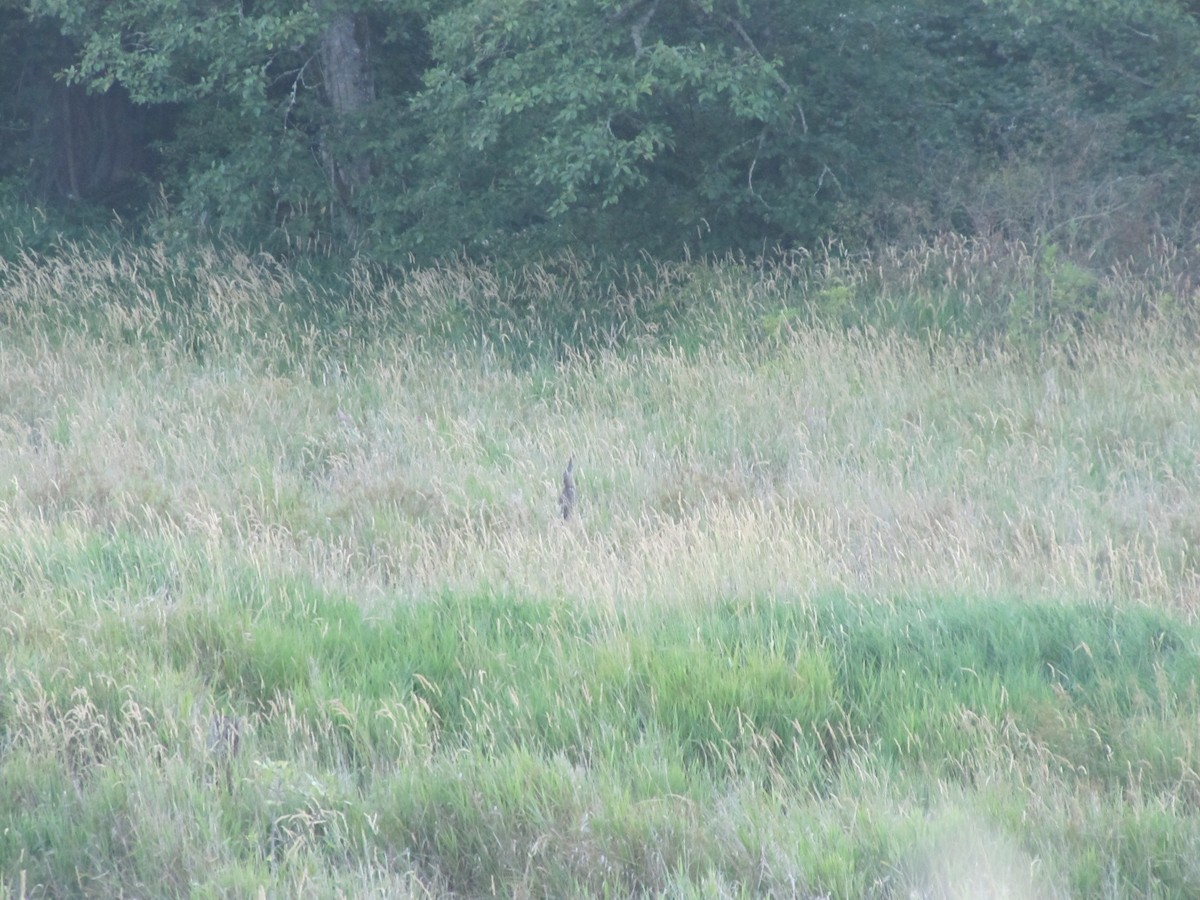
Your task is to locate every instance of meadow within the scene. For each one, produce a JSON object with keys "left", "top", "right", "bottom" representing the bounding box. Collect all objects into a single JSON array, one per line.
[{"left": 2, "top": 237, "right": 1200, "bottom": 897}]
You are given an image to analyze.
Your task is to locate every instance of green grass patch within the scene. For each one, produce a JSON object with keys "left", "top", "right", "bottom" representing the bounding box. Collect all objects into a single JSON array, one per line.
[{"left": 7, "top": 550, "right": 1200, "bottom": 895}]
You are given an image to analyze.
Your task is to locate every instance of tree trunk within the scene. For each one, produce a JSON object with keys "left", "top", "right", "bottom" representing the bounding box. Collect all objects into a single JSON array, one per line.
[
  {"left": 46, "top": 84, "right": 145, "bottom": 206},
  {"left": 319, "top": 8, "right": 374, "bottom": 236}
]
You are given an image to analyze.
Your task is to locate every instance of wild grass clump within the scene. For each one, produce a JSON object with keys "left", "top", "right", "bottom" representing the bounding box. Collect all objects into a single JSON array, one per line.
[
  {"left": 754, "top": 234, "right": 1199, "bottom": 348},
  {"left": 2, "top": 237, "right": 1200, "bottom": 895}
]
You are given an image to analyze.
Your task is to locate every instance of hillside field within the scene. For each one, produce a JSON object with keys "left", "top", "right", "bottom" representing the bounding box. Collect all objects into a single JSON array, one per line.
[{"left": 2, "top": 241, "right": 1200, "bottom": 897}]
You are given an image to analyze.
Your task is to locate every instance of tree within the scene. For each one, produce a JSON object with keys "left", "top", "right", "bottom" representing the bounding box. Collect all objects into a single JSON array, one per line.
[
  {"left": 3, "top": 0, "right": 1198, "bottom": 261},
  {"left": 317, "top": 5, "right": 374, "bottom": 230},
  {"left": 21, "top": 0, "right": 413, "bottom": 248}
]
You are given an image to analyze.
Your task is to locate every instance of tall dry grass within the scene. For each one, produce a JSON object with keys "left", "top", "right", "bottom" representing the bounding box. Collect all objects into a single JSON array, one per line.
[
  {"left": 5, "top": 240, "right": 1198, "bottom": 616},
  {"left": 2, "top": 237, "right": 1200, "bottom": 896}
]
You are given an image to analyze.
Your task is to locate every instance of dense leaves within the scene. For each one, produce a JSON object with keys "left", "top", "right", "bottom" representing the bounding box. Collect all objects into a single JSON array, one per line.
[{"left": 2, "top": 0, "right": 1198, "bottom": 262}]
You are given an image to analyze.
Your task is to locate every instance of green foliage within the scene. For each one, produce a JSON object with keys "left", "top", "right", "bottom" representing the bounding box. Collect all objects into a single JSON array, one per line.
[
  {"left": 7, "top": 540, "right": 1200, "bottom": 894},
  {"left": 4, "top": 0, "right": 1198, "bottom": 261}
]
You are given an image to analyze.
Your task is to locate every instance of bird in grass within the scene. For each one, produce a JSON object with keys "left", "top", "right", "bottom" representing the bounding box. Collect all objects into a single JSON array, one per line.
[
  {"left": 207, "top": 713, "right": 242, "bottom": 761},
  {"left": 559, "top": 456, "right": 577, "bottom": 520},
  {"left": 206, "top": 713, "right": 242, "bottom": 792}
]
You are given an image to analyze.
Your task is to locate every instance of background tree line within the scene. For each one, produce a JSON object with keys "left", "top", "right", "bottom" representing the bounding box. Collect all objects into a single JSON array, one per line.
[{"left": 1, "top": 0, "right": 1197, "bottom": 265}]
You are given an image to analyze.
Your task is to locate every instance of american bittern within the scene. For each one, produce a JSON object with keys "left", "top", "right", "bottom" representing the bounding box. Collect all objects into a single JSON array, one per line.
[{"left": 559, "top": 457, "right": 576, "bottom": 520}]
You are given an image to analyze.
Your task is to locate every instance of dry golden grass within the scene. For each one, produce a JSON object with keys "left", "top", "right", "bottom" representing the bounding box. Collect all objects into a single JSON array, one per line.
[{"left": 0, "top": 244, "right": 1196, "bottom": 635}]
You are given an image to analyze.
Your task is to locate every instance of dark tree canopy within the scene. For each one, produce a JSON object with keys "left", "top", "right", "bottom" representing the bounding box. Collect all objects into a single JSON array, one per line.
[{"left": 2, "top": 0, "right": 1198, "bottom": 262}]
